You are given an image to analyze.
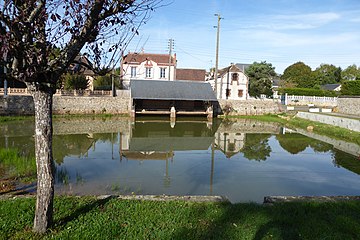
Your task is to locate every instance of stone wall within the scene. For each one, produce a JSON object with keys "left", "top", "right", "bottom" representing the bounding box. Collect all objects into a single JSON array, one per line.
[
  {"left": 0, "top": 96, "right": 34, "bottom": 115},
  {"left": 218, "top": 99, "right": 282, "bottom": 115},
  {"left": 0, "top": 95, "right": 130, "bottom": 115},
  {"left": 337, "top": 97, "right": 360, "bottom": 116},
  {"left": 1, "top": 95, "right": 282, "bottom": 116},
  {"left": 296, "top": 112, "right": 360, "bottom": 132},
  {"left": 53, "top": 96, "right": 130, "bottom": 115}
]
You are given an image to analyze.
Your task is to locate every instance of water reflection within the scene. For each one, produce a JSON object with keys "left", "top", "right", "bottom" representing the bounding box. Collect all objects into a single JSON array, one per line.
[{"left": 1, "top": 117, "right": 360, "bottom": 203}]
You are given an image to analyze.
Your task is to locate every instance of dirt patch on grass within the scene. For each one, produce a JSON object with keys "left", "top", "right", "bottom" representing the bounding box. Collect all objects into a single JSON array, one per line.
[{"left": 0, "top": 179, "right": 16, "bottom": 194}]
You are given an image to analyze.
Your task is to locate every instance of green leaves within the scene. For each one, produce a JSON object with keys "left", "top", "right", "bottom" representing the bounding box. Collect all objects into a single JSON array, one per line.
[{"left": 245, "top": 61, "right": 276, "bottom": 98}]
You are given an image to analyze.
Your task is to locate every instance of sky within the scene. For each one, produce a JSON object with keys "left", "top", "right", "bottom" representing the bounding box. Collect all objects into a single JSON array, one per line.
[{"left": 125, "top": 0, "right": 360, "bottom": 74}]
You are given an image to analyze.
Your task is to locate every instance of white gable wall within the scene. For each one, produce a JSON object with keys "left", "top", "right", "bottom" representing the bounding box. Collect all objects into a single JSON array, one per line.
[
  {"left": 122, "top": 60, "right": 176, "bottom": 89},
  {"left": 215, "top": 71, "right": 248, "bottom": 100}
]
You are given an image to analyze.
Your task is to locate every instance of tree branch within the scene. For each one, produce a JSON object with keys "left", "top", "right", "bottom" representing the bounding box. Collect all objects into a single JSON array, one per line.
[{"left": 27, "top": 0, "right": 45, "bottom": 23}]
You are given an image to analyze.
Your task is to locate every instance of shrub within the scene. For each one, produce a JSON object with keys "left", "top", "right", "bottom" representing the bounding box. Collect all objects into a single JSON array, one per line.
[
  {"left": 341, "top": 80, "right": 360, "bottom": 96},
  {"left": 278, "top": 88, "right": 339, "bottom": 97},
  {"left": 62, "top": 73, "right": 89, "bottom": 90}
]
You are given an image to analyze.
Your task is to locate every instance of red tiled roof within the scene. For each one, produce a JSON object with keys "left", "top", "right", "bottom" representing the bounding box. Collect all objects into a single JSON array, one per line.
[
  {"left": 176, "top": 69, "right": 206, "bottom": 82},
  {"left": 123, "top": 52, "right": 176, "bottom": 65}
]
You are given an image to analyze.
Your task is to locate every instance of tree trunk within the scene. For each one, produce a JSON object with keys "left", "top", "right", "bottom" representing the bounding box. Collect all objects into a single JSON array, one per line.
[{"left": 30, "top": 87, "right": 55, "bottom": 233}]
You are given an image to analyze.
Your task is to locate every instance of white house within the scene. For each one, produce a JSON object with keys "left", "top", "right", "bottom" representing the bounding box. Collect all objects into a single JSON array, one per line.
[
  {"left": 121, "top": 52, "right": 177, "bottom": 89},
  {"left": 208, "top": 64, "right": 249, "bottom": 100}
]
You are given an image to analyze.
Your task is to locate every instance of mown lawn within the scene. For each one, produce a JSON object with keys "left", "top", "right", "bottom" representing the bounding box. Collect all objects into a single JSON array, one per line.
[{"left": 1, "top": 196, "right": 360, "bottom": 239}]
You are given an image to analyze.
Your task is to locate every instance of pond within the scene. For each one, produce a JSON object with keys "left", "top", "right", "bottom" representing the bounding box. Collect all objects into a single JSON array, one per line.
[{"left": 1, "top": 116, "right": 360, "bottom": 203}]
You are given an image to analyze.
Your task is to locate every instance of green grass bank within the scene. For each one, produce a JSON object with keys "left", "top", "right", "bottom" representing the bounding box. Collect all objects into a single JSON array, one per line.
[{"left": 1, "top": 196, "right": 360, "bottom": 239}]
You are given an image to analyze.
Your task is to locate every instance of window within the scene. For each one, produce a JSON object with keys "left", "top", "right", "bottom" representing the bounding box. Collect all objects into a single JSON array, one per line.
[
  {"left": 238, "top": 90, "right": 243, "bottom": 98},
  {"left": 131, "top": 67, "right": 137, "bottom": 77},
  {"left": 160, "top": 68, "right": 166, "bottom": 78},
  {"left": 231, "top": 73, "right": 239, "bottom": 85},
  {"left": 146, "top": 67, "right": 152, "bottom": 78},
  {"left": 226, "top": 89, "right": 231, "bottom": 97}
]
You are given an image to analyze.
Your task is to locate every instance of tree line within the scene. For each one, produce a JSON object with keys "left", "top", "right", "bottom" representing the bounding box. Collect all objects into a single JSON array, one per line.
[{"left": 245, "top": 61, "right": 360, "bottom": 97}]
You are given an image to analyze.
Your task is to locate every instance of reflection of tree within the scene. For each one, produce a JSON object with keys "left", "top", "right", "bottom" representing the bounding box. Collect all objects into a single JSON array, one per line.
[
  {"left": 92, "top": 133, "right": 117, "bottom": 143},
  {"left": 53, "top": 134, "right": 95, "bottom": 165},
  {"left": 241, "top": 134, "right": 271, "bottom": 161},
  {"left": 332, "top": 150, "right": 360, "bottom": 175},
  {"left": 309, "top": 141, "right": 333, "bottom": 153},
  {"left": 276, "top": 133, "right": 332, "bottom": 154}
]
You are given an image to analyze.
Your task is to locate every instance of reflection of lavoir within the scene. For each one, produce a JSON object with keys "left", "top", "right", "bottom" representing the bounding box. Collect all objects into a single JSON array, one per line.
[
  {"left": 120, "top": 119, "right": 220, "bottom": 190},
  {"left": 121, "top": 120, "right": 219, "bottom": 159}
]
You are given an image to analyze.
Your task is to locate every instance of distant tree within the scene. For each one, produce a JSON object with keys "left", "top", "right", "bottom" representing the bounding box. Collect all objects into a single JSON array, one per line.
[
  {"left": 93, "top": 74, "right": 119, "bottom": 90},
  {"left": 313, "top": 64, "right": 341, "bottom": 86},
  {"left": 62, "top": 73, "right": 89, "bottom": 90},
  {"left": 245, "top": 61, "right": 277, "bottom": 98},
  {"left": 341, "top": 64, "right": 360, "bottom": 81},
  {"left": 0, "top": 0, "right": 164, "bottom": 233},
  {"left": 281, "top": 62, "right": 314, "bottom": 88}
]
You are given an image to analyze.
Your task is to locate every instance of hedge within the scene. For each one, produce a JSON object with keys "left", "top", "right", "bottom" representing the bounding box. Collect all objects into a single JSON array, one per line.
[
  {"left": 341, "top": 81, "right": 360, "bottom": 96},
  {"left": 278, "top": 88, "right": 339, "bottom": 97}
]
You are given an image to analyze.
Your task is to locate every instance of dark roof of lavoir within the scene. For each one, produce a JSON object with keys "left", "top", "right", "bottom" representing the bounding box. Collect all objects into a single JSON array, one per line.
[{"left": 131, "top": 80, "right": 217, "bottom": 101}]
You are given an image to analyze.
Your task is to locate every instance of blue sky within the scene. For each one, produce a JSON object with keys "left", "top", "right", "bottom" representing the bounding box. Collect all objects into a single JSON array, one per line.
[{"left": 126, "top": 0, "right": 360, "bottom": 74}]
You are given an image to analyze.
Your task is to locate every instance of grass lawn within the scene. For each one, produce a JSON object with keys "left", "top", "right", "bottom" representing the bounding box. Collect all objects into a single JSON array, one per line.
[{"left": 1, "top": 196, "right": 360, "bottom": 239}]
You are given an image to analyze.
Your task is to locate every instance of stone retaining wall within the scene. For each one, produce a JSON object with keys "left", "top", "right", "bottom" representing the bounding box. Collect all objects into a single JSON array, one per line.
[
  {"left": 218, "top": 99, "right": 281, "bottom": 115},
  {"left": 296, "top": 112, "right": 360, "bottom": 132},
  {"left": 0, "top": 96, "right": 34, "bottom": 115},
  {"left": 0, "top": 95, "right": 130, "bottom": 115},
  {"left": 337, "top": 97, "right": 360, "bottom": 116},
  {"left": 53, "top": 96, "right": 130, "bottom": 115}
]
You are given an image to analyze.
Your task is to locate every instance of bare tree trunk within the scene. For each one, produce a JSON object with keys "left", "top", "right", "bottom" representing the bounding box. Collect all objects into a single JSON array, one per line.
[{"left": 29, "top": 86, "right": 55, "bottom": 233}]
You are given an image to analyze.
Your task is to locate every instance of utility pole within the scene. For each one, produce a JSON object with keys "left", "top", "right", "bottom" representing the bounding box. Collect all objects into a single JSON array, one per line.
[
  {"left": 168, "top": 38, "right": 174, "bottom": 81},
  {"left": 214, "top": 14, "right": 222, "bottom": 98}
]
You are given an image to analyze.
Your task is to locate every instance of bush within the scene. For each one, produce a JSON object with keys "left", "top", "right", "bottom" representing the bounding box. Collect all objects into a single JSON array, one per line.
[
  {"left": 341, "top": 80, "right": 360, "bottom": 96},
  {"left": 93, "top": 74, "right": 119, "bottom": 90},
  {"left": 278, "top": 88, "right": 339, "bottom": 97},
  {"left": 62, "top": 73, "right": 89, "bottom": 90}
]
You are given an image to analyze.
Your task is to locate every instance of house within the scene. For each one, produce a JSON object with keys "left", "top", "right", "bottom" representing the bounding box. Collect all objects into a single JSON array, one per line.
[
  {"left": 321, "top": 83, "right": 341, "bottom": 91},
  {"left": 176, "top": 68, "right": 206, "bottom": 82},
  {"left": 69, "top": 55, "right": 96, "bottom": 91},
  {"left": 272, "top": 78, "right": 281, "bottom": 99},
  {"left": 208, "top": 64, "right": 249, "bottom": 100},
  {"left": 235, "top": 63, "right": 251, "bottom": 72},
  {"left": 121, "top": 52, "right": 177, "bottom": 89}
]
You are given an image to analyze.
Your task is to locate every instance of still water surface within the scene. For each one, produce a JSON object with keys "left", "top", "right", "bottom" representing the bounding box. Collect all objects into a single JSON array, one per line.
[{"left": 1, "top": 117, "right": 360, "bottom": 203}]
